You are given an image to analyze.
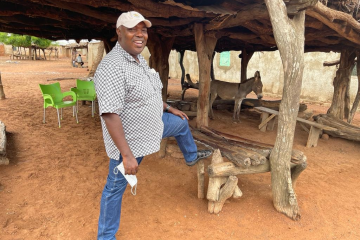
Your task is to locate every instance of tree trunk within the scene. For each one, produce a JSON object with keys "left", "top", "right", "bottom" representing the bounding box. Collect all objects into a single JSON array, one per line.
[
  {"left": 0, "top": 72, "right": 5, "bottom": 99},
  {"left": 315, "top": 114, "right": 360, "bottom": 141},
  {"left": 42, "top": 49, "right": 46, "bottom": 60},
  {"left": 179, "top": 50, "right": 185, "bottom": 90},
  {"left": 265, "top": 0, "right": 312, "bottom": 220},
  {"left": 240, "top": 49, "right": 254, "bottom": 83},
  {"left": 49, "top": 49, "right": 53, "bottom": 60},
  {"left": 348, "top": 51, "right": 360, "bottom": 124},
  {"left": 327, "top": 49, "right": 356, "bottom": 119},
  {"left": 29, "top": 47, "right": 32, "bottom": 60},
  {"left": 210, "top": 51, "right": 215, "bottom": 81},
  {"left": 87, "top": 41, "right": 105, "bottom": 78},
  {"left": 147, "top": 32, "right": 175, "bottom": 101},
  {"left": 194, "top": 23, "right": 218, "bottom": 128}
]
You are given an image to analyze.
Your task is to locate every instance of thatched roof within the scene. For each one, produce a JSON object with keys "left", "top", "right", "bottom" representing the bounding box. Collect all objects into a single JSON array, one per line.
[{"left": 0, "top": 0, "right": 359, "bottom": 53}]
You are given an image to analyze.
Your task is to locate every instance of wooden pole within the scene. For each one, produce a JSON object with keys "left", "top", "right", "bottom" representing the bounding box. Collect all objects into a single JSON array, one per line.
[
  {"left": 0, "top": 72, "right": 5, "bottom": 99},
  {"left": 264, "top": 0, "right": 316, "bottom": 220},
  {"left": 147, "top": 32, "right": 175, "bottom": 101},
  {"left": 240, "top": 48, "right": 254, "bottom": 83},
  {"left": 194, "top": 23, "right": 218, "bottom": 128},
  {"left": 348, "top": 52, "right": 360, "bottom": 124},
  {"left": 327, "top": 49, "right": 356, "bottom": 119}
]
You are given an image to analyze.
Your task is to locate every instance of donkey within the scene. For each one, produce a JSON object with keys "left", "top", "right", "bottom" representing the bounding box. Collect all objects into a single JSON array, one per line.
[{"left": 209, "top": 71, "right": 263, "bottom": 120}]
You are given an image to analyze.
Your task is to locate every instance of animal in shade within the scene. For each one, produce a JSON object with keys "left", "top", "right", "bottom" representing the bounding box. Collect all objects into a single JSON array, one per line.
[{"left": 209, "top": 71, "right": 263, "bottom": 120}]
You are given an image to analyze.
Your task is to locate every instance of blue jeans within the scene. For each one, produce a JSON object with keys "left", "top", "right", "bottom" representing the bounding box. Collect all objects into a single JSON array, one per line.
[{"left": 97, "top": 113, "right": 197, "bottom": 239}]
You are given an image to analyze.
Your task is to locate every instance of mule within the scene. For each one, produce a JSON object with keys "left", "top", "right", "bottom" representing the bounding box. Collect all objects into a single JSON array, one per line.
[{"left": 209, "top": 71, "right": 263, "bottom": 120}]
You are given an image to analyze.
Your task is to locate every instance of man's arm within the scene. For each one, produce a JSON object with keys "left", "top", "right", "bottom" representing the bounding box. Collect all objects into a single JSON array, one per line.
[
  {"left": 101, "top": 113, "right": 138, "bottom": 175},
  {"left": 163, "top": 102, "right": 189, "bottom": 120}
]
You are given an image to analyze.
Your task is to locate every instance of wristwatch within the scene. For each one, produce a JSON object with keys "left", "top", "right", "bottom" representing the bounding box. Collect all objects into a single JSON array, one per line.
[{"left": 165, "top": 104, "right": 171, "bottom": 112}]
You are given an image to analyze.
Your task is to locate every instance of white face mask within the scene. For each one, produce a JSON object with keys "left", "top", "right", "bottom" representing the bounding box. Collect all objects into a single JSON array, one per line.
[{"left": 113, "top": 162, "right": 138, "bottom": 195}]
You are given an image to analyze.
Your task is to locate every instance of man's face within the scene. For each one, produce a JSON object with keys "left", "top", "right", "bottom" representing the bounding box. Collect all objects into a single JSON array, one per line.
[{"left": 116, "top": 22, "right": 148, "bottom": 59}]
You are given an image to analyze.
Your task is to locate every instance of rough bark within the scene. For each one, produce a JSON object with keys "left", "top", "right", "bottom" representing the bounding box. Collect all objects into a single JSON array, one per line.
[
  {"left": 147, "top": 32, "right": 175, "bottom": 101},
  {"left": 348, "top": 51, "right": 360, "bottom": 124},
  {"left": 0, "top": 72, "right": 5, "bottom": 99},
  {"left": 327, "top": 49, "right": 356, "bottom": 119},
  {"left": 194, "top": 23, "right": 218, "bottom": 128},
  {"left": 240, "top": 49, "right": 254, "bottom": 83},
  {"left": 307, "top": 2, "right": 360, "bottom": 45},
  {"left": 315, "top": 114, "right": 360, "bottom": 141},
  {"left": 197, "top": 159, "right": 205, "bottom": 199},
  {"left": 0, "top": 121, "right": 8, "bottom": 165},
  {"left": 87, "top": 41, "right": 104, "bottom": 78},
  {"left": 213, "top": 176, "right": 238, "bottom": 214},
  {"left": 207, "top": 149, "right": 227, "bottom": 202},
  {"left": 265, "top": 0, "right": 313, "bottom": 220}
]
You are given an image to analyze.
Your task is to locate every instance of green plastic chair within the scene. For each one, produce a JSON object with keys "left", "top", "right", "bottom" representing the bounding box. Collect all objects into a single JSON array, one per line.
[
  {"left": 39, "top": 82, "right": 78, "bottom": 128},
  {"left": 71, "top": 79, "right": 97, "bottom": 117}
]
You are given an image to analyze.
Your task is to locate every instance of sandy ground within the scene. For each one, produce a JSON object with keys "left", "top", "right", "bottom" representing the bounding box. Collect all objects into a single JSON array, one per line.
[{"left": 0, "top": 56, "right": 360, "bottom": 240}]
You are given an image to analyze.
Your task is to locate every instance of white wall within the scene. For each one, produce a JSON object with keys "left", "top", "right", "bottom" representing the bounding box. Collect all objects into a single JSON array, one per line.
[{"left": 168, "top": 50, "right": 359, "bottom": 105}]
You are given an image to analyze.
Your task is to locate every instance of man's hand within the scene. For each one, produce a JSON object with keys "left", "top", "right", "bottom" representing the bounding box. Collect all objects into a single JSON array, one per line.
[
  {"left": 168, "top": 107, "right": 189, "bottom": 120},
  {"left": 102, "top": 113, "right": 139, "bottom": 175},
  {"left": 122, "top": 155, "right": 139, "bottom": 175}
]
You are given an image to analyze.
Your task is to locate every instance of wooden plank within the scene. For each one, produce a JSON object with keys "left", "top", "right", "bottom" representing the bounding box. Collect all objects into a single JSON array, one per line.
[
  {"left": 306, "top": 126, "right": 321, "bottom": 148},
  {"left": 255, "top": 106, "right": 337, "bottom": 131}
]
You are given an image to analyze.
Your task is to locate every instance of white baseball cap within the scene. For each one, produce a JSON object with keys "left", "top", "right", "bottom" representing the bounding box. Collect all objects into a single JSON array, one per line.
[{"left": 116, "top": 11, "right": 152, "bottom": 29}]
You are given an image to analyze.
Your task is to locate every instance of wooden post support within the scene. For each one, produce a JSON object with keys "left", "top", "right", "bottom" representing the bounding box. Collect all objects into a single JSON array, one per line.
[
  {"left": 0, "top": 121, "right": 8, "bottom": 165},
  {"left": 240, "top": 49, "right": 254, "bottom": 83},
  {"left": 147, "top": 33, "right": 175, "bottom": 101},
  {"left": 194, "top": 23, "right": 218, "bottom": 128},
  {"left": 259, "top": 113, "right": 276, "bottom": 130},
  {"left": 158, "top": 138, "right": 168, "bottom": 158},
  {"left": 197, "top": 159, "right": 205, "bottom": 199},
  {"left": 267, "top": 116, "right": 277, "bottom": 131},
  {"left": 306, "top": 126, "right": 321, "bottom": 148},
  {"left": 260, "top": 112, "right": 270, "bottom": 132},
  {"left": 0, "top": 72, "right": 5, "bottom": 100},
  {"left": 213, "top": 176, "right": 238, "bottom": 214},
  {"left": 207, "top": 149, "right": 226, "bottom": 201}
]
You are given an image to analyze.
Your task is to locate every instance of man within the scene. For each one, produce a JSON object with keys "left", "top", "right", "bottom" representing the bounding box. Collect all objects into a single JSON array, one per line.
[
  {"left": 94, "top": 11, "right": 212, "bottom": 239},
  {"left": 76, "top": 54, "right": 84, "bottom": 67}
]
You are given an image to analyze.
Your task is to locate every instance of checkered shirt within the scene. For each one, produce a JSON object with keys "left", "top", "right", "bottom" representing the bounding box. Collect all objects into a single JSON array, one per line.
[{"left": 94, "top": 42, "right": 164, "bottom": 160}]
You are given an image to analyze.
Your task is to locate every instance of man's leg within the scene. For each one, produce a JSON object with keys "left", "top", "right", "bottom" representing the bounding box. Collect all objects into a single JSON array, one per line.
[
  {"left": 97, "top": 155, "right": 143, "bottom": 240},
  {"left": 162, "top": 112, "right": 211, "bottom": 165}
]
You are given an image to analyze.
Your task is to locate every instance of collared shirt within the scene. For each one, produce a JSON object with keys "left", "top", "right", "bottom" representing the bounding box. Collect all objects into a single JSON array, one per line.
[{"left": 94, "top": 42, "right": 164, "bottom": 160}]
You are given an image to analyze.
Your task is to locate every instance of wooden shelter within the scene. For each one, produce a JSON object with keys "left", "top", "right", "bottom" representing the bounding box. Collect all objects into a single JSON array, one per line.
[{"left": 1, "top": 0, "right": 359, "bottom": 220}]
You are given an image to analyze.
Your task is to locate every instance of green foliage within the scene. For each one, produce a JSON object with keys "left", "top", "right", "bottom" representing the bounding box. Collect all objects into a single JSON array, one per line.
[
  {"left": 0, "top": 32, "right": 52, "bottom": 48},
  {"left": 0, "top": 32, "right": 9, "bottom": 43},
  {"left": 31, "top": 37, "right": 52, "bottom": 48}
]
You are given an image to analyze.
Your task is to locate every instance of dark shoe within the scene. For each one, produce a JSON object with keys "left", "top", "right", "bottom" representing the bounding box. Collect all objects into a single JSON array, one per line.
[{"left": 186, "top": 150, "right": 212, "bottom": 166}]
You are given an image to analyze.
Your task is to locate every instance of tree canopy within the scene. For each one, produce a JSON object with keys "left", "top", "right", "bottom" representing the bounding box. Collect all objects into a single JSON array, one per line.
[{"left": 0, "top": 32, "right": 52, "bottom": 49}]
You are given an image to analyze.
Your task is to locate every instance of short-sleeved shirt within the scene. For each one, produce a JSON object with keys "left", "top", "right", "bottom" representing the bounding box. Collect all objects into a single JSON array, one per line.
[{"left": 94, "top": 42, "right": 164, "bottom": 160}]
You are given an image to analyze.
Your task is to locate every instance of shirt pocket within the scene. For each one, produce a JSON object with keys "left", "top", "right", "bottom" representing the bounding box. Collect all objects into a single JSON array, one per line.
[
  {"left": 148, "top": 71, "right": 163, "bottom": 93},
  {"left": 126, "top": 73, "right": 155, "bottom": 103}
]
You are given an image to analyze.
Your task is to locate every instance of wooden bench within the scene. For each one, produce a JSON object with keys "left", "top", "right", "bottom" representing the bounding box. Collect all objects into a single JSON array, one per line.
[{"left": 254, "top": 106, "right": 337, "bottom": 148}]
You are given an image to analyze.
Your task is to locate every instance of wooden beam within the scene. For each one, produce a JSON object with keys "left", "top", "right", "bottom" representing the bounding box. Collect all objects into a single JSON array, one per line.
[
  {"left": 205, "top": 4, "right": 269, "bottom": 31},
  {"left": 307, "top": 2, "right": 360, "bottom": 45}
]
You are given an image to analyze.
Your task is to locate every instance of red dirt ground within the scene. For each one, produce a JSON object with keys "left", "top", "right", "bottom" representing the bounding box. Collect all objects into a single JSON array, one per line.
[{"left": 0, "top": 56, "right": 360, "bottom": 240}]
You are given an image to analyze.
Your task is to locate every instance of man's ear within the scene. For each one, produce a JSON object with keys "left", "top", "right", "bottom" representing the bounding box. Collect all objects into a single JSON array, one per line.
[{"left": 116, "top": 27, "right": 121, "bottom": 37}]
